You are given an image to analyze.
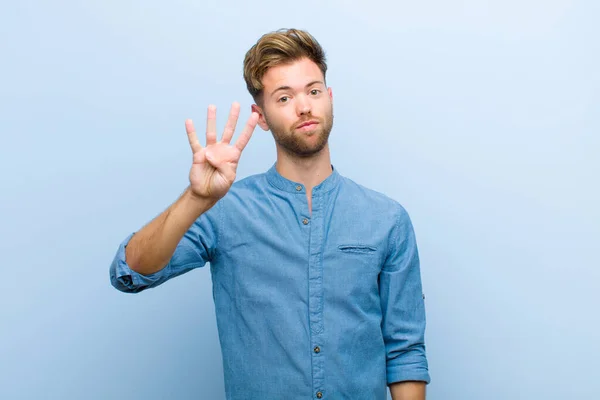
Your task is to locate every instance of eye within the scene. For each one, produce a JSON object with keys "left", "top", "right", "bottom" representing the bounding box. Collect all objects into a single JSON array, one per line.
[
  {"left": 278, "top": 96, "right": 289, "bottom": 103},
  {"left": 310, "top": 89, "right": 321, "bottom": 95}
]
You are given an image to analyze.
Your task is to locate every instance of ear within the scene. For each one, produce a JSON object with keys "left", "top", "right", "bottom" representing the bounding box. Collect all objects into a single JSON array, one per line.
[
  {"left": 328, "top": 87, "right": 333, "bottom": 103},
  {"left": 251, "top": 104, "right": 270, "bottom": 131}
]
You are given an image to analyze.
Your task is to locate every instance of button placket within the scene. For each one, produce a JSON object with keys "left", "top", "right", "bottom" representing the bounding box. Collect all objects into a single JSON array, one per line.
[{"left": 308, "top": 194, "right": 325, "bottom": 397}]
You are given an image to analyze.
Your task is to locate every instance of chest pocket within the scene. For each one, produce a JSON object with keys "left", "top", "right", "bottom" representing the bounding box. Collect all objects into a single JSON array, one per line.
[
  {"left": 336, "top": 244, "right": 381, "bottom": 273},
  {"left": 338, "top": 244, "right": 377, "bottom": 254}
]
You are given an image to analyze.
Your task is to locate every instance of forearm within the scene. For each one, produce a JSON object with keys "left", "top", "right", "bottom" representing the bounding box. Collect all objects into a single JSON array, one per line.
[
  {"left": 389, "top": 381, "right": 426, "bottom": 400},
  {"left": 125, "top": 187, "right": 217, "bottom": 275}
]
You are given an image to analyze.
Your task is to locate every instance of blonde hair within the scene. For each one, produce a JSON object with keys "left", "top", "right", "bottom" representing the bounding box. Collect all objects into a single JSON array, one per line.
[{"left": 243, "top": 28, "right": 327, "bottom": 105}]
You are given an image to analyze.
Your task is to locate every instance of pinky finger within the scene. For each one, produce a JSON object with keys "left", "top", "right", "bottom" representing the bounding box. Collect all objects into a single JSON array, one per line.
[
  {"left": 234, "top": 112, "right": 259, "bottom": 152},
  {"left": 185, "top": 119, "right": 203, "bottom": 153}
]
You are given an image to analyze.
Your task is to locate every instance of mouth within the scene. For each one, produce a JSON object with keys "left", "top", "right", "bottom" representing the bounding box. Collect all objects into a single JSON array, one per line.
[{"left": 295, "top": 120, "right": 319, "bottom": 131}]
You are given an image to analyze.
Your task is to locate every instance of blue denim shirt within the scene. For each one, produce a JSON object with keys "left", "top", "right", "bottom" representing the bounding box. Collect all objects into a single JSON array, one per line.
[{"left": 110, "top": 164, "right": 430, "bottom": 399}]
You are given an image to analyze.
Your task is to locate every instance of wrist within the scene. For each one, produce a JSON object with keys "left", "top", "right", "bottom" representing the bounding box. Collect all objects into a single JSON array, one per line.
[{"left": 183, "top": 187, "right": 219, "bottom": 213}]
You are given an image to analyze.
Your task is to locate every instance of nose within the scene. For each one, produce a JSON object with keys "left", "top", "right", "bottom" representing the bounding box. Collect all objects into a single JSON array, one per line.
[{"left": 296, "top": 95, "right": 311, "bottom": 116}]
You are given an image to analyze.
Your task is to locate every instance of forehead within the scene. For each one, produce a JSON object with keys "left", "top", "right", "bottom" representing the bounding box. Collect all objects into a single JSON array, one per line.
[{"left": 262, "top": 58, "right": 324, "bottom": 92}]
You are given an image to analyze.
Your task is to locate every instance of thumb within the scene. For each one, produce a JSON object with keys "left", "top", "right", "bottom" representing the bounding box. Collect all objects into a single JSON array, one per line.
[{"left": 204, "top": 150, "right": 229, "bottom": 174}]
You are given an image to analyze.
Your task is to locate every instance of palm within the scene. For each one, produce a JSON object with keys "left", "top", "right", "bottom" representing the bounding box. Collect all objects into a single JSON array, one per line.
[{"left": 185, "top": 102, "right": 259, "bottom": 201}]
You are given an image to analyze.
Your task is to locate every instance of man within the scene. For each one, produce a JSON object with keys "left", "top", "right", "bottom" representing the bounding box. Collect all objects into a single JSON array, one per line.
[{"left": 110, "top": 28, "right": 430, "bottom": 399}]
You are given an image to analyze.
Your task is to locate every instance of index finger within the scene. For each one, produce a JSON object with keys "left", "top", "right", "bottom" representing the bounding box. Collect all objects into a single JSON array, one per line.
[{"left": 234, "top": 112, "right": 259, "bottom": 152}]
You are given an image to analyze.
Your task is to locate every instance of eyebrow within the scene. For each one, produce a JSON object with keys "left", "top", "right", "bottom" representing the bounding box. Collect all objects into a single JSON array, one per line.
[{"left": 270, "top": 80, "right": 324, "bottom": 98}]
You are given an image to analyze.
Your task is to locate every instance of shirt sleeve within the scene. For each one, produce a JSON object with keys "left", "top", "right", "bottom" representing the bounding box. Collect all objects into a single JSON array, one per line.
[
  {"left": 379, "top": 204, "right": 431, "bottom": 385},
  {"left": 109, "top": 201, "right": 221, "bottom": 293}
]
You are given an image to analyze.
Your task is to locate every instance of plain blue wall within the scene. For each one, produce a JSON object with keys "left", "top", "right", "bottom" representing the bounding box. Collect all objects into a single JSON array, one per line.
[{"left": 1, "top": 1, "right": 598, "bottom": 399}]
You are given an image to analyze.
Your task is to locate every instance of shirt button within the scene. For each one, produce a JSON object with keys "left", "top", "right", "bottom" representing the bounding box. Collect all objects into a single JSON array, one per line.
[
  {"left": 314, "top": 346, "right": 320, "bottom": 353},
  {"left": 316, "top": 392, "right": 323, "bottom": 399},
  {"left": 302, "top": 218, "right": 309, "bottom": 225},
  {"left": 296, "top": 185, "right": 302, "bottom": 191}
]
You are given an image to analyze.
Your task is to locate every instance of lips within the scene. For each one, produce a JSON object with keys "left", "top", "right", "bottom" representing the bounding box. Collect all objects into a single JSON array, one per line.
[{"left": 296, "top": 120, "right": 318, "bottom": 129}]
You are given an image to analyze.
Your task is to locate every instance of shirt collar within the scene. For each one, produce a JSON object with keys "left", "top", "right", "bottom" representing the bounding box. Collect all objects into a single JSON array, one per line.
[{"left": 266, "top": 162, "right": 341, "bottom": 195}]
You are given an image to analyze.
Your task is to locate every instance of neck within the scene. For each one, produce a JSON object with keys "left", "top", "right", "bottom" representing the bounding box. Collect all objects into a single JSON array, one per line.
[{"left": 275, "top": 144, "right": 333, "bottom": 192}]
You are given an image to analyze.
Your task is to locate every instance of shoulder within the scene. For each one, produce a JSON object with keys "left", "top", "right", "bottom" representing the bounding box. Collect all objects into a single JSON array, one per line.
[
  {"left": 231, "top": 170, "right": 267, "bottom": 189},
  {"left": 227, "top": 170, "right": 268, "bottom": 197},
  {"left": 338, "top": 174, "right": 410, "bottom": 220},
  {"left": 215, "top": 171, "right": 269, "bottom": 212}
]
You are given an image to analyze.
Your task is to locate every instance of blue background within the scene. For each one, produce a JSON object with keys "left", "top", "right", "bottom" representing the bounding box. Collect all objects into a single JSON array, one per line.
[{"left": 1, "top": 1, "right": 598, "bottom": 399}]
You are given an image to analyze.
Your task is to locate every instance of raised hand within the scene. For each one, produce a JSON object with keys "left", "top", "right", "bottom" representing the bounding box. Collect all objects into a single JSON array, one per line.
[{"left": 185, "top": 102, "right": 259, "bottom": 201}]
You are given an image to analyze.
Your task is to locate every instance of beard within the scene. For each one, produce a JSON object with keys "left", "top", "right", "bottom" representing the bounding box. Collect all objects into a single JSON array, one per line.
[{"left": 264, "top": 108, "right": 334, "bottom": 158}]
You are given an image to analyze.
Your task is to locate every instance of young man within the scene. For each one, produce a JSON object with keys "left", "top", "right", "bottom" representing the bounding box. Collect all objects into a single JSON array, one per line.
[{"left": 110, "top": 28, "right": 430, "bottom": 400}]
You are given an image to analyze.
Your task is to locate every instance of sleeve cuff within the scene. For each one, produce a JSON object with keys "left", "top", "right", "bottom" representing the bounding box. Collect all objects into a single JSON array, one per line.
[
  {"left": 109, "top": 232, "right": 170, "bottom": 293},
  {"left": 387, "top": 362, "right": 431, "bottom": 385}
]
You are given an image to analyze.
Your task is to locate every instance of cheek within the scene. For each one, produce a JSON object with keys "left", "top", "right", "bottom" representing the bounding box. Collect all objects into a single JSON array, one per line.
[
  {"left": 270, "top": 108, "right": 295, "bottom": 128},
  {"left": 318, "top": 102, "right": 332, "bottom": 119}
]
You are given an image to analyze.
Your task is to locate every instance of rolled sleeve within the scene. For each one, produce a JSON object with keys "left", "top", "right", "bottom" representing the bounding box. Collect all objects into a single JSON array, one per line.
[
  {"left": 109, "top": 232, "right": 171, "bottom": 293},
  {"left": 109, "top": 202, "right": 220, "bottom": 293},
  {"left": 380, "top": 205, "right": 431, "bottom": 385}
]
